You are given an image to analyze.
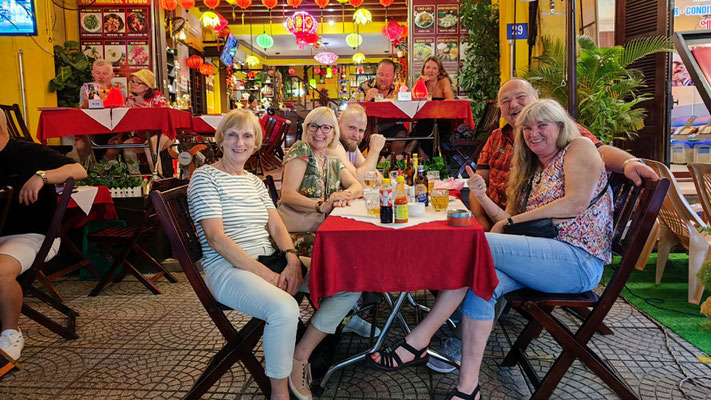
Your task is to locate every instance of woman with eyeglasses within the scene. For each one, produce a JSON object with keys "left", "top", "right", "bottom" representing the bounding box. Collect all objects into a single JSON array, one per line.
[{"left": 279, "top": 107, "right": 362, "bottom": 257}]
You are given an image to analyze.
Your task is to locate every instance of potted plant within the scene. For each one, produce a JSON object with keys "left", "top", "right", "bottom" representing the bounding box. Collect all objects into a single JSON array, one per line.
[
  {"left": 79, "top": 157, "right": 143, "bottom": 198},
  {"left": 49, "top": 41, "right": 96, "bottom": 108},
  {"left": 525, "top": 35, "right": 673, "bottom": 144}
]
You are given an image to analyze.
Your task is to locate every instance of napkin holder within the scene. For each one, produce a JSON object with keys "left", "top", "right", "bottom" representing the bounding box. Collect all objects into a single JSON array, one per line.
[
  {"left": 88, "top": 99, "right": 104, "bottom": 109},
  {"left": 397, "top": 92, "right": 412, "bottom": 101}
]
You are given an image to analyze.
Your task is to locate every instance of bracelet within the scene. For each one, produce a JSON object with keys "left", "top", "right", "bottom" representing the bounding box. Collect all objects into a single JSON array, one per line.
[
  {"left": 285, "top": 248, "right": 299, "bottom": 255},
  {"left": 315, "top": 200, "right": 324, "bottom": 213},
  {"left": 622, "top": 158, "right": 644, "bottom": 168}
]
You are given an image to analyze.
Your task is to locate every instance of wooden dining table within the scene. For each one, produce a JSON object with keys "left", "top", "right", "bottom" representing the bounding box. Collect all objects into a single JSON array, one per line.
[{"left": 309, "top": 197, "right": 496, "bottom": 392}]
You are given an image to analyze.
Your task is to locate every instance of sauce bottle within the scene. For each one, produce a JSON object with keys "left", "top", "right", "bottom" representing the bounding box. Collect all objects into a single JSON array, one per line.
[
  {"left": 394, "top": 175, "right": 408, "bottom": 223},
  {"left": 380, "top": 178, "right": 393, "bottom": 223}
]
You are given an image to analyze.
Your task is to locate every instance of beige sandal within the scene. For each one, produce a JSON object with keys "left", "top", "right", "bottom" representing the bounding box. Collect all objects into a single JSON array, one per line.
[{"left": 288, "top": 358, "right": 313, "bottom": 400}]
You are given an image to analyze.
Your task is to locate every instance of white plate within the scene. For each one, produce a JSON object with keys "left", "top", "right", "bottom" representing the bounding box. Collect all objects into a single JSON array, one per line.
[{"left": 81, "top": 13, "right": 101, "bottom": 33}]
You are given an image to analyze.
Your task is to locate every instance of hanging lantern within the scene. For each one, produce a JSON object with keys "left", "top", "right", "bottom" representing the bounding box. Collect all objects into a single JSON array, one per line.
[
  {"left": 326, "top": 67, "right": 332, "bottom": 78},
  {"left": 412, "top": 77, "right": 428, "bottom": 99},
  {"left": 160, "top": 0, "right": 178, "bottom": 11},
  {"left": 179, "top": 0, "right": 194, "bottom": 9},
  {"left": 309, "top": 78, "right": 317, "bottom": 86},
  {"left": 213, "top": 13, "right": 229, "bottom": 31},
  {"left": 288, "top": 68, "right": 296, "bottom": 75},
  {"left": 285, "top": 11, "right": 318, "bottom": 49},
  {"left": 262, "top": 0, "right": 277, "bottom": 7},
  {"left": 314, "top": 0, "right": 329, "bottom": 7},
  {"left": 358, "top": 66, "right": 364, "bottom": 73},
  {"left": 400, "top": 25, "right": 407, "bottom": 38},
  {"left": 314, "top": 52, "right": 338, "bottom": 64},
  {"left": 314, "top": 67, "right": 321, "bottom": 74},
  {"left": 286, "top": 0, "right": 303, "bottom": 7},
  {"left": 345, "top": 33, "right": 362, "bottom": 48},
  {"left": 352, "top": 52, "right": 365, "bottom": 63},
  {"left": 201, "top": 11, "right": 220, "bottom": 28},
  {"left": 268, "top": 69, "right": 274, "bottom": 75},
  {"left": 353, "top": 8, "right": 371, "bottom": 25},
  {"left": 382, "top": 20, "right": 404, "bottom": 42},
  {"left": 336, "top": 0, "right": 347, "bottom": 3},
  {"left": 200, "top": 63, "right": 217, "bottom": 75},
  {"left": 379, "top": 0, "right": 393, "bottom": 6},
  {"left": 204, "top": 0, "right": 220, "bottom": 8},
  {"left": 186, "top": 55, "right": 204, "bottom": 69},
  {"left": 246, "top": 55, "right": 259, "bottom": 67},
  {"left": 256, "top": 33, "right": 274, "bottom": 50},
  {"left": 219, "top": 26, "right": 231, "bottom": 37},
  {"left": 348, "top": 0, "right": 362, "bottom": 7}
]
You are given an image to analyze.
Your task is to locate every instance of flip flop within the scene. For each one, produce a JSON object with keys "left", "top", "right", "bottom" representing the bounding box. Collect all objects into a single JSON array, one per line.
[
  {"left": 444, "top": 385, "right": 481, "bottom": 400},
  {"left": 368, "top": 339, "right": 429, "bottom": 371}
]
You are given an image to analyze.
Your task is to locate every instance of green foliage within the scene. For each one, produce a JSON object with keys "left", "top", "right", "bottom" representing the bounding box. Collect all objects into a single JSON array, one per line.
[
  {"left": 49, "top": 41, "right": 96, "bottom": 108},
  {"left": 525, "top": 35, "right": 673, "bottom": 145},
  {"left": 458, "top": 0, "right": 500, "bottom": 123},
  {"left": 423, "top": 156, "right": 449, "bottom": 179},
  {"left": 699, "top": 261, "right": 711, "bottom": 290},
  {"left": 79, "top": 157, "right": 141, "bottom": 188}
]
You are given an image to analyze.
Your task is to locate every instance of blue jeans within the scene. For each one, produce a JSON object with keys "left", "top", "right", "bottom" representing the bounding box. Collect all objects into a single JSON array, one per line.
[{"left": 461, "top": 233, "right": 604, "bottom": 321}]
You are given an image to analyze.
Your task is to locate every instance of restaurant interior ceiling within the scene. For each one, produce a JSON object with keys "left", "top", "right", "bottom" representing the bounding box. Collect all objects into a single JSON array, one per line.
[
  {"left": 233, "top": 33, "right": 393, "bottom": 57},
  {"left": 196, "top": 0, "right": 407, "bottom": 25}
]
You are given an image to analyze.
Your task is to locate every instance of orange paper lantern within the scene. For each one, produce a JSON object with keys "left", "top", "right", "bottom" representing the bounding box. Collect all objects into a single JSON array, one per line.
[
  {"left": 348, "top": 0, "right": 362, "bottom": 7},
  {"left": 200, "top": 63, "right": 217, "bottom": 75},
  {"left": 204, "top": 0, "right": 220, "bottom": 8},
  {"left": 379, "top": 0, "right": 393, "bottom": 5},
  {"left": 400, "top": 25, "right": 407, "bottom": 37},
  {"left": 187, "top": 55, "right": 204, "bottom": 69},
  {"left": 314, "top": 0, "right": 329, "bottom": 8},
  {"left": 160, "top": 0, "right": 178, "bottom": 10},
  {"left": 180, "top": 0, "right": 194, "bottom": 8},
  {"left": 287, "top": 0, "right": 303, "bottom": 7},
  {"left": 262, "top": 0, "right": 277, "bottom": 8},
  {"left": 235, "top": 0, "right": 251, "bottom": 8}
]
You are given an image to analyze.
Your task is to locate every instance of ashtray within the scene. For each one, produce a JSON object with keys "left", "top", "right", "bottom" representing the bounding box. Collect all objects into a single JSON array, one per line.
[{"left": 447, "top": 209, "right": 472, "bottom": 226}]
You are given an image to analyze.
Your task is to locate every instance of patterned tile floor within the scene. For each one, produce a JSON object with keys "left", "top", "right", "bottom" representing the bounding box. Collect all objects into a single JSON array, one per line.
[{"left": 1, "top": 274, "right": 710, "bottom": 400}]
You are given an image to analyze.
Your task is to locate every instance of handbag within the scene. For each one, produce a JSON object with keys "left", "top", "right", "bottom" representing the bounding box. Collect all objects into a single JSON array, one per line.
[
  {"left": 503, "top": 176, "right": 609, "bottom": 238},
  {"left": 277, "top": 151, "right": 330, "bottom": 233},
  {"left": 257, "top": 251, "right": 307, "bottom": 276}
]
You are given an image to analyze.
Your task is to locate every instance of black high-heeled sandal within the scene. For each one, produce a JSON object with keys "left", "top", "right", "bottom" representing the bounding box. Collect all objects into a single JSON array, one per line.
[
  {"left": 368, "top": 339, "right": 429, "bottom": 371},
  {"left": 444, "top": 384, "right": 481, "bottom": 400}
]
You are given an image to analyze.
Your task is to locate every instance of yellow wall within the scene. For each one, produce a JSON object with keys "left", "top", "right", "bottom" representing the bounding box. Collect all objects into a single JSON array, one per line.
[{"left": 497, "top": 0, "right": 531, "bottom": 84}]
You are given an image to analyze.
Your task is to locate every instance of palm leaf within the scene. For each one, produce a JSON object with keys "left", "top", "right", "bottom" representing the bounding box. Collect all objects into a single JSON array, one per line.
[{"left": 620, "top": 36, "right": 674, "bottom": 67}]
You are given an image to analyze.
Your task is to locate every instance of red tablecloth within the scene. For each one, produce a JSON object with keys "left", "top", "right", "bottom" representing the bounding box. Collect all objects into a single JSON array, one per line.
[
  {"left": 309, "top": 217, "right": 496, "bottom": 307},
  {"left": 191, "top": 116, "right": 217, "bottom": 134},
  {"left": 359, "top": 100, "right": 476, "bottom": 129},
  {"left": 63, "top": 186, "right": 118, "bottom": 231},
  {"left": 37, "top": 108, "right": 193, "bottom": 142}
]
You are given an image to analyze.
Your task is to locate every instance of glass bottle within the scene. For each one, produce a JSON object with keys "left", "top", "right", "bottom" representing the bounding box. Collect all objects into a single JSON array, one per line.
[
  {"left": 394, "top": 175, "right": 408, "bottom": 223},
  {"left": 415, "top": 163, "right": 428, "bottom": 205},
  {"left": 380, "top": 178, "right": 393, "bottom": 224}
]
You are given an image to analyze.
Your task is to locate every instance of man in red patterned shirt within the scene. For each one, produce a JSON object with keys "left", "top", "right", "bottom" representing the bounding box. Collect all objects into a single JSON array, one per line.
[{"left": 470, "top": 78, "right": 658, "bottom": 230}]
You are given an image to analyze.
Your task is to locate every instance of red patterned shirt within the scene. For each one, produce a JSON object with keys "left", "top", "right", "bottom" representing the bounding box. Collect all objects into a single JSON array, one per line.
[{"left": 477, "top": 123, "right": 600, "bottom": 208}]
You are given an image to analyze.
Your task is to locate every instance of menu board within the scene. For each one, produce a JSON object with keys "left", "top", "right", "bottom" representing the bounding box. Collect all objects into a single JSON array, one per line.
[
  {"left": 411, "top": 0, "right": 465, "bottom": 93},
  {"left": 78, "top": 0, "right": 152, "bottom": 94}
]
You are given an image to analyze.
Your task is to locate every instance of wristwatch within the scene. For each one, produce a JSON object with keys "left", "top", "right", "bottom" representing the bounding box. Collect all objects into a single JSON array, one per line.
[
  {"left": 315, "top": 200, "right": 324, "bottom": 213},
  {"left": 35, "top": 170, "right": 47, "bottom": 184},
  {"left": 507, "top": 217, "right": 515, "bottom": 225},
  {"left": 285, "top": 248, "right": 299, "bottom": 255}
]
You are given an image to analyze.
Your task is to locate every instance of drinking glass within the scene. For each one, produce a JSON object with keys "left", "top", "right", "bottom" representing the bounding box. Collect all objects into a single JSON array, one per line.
[
  {"left": 431, "top": 188, "right": 449, "bottom": 212},
  {"left": 364, "top": 189, "right": 381, "bottom": 217},
  {"left": 365, "top": 170, "right": 379, "bottom": 190},
  {"left": 427, "top": 171, "right": 440, "bottom": 193}
]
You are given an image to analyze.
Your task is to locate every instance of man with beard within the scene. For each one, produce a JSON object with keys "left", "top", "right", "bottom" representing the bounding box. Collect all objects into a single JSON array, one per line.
[{"left": 329, "top": 103, "right": 386, "bottom": 187}]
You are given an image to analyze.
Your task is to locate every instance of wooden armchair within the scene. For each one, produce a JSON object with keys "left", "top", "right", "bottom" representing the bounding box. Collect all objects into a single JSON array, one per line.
[
  {"left": 0, "top": 104, "right": 72, "bottom": 155},
  {"left": 502, "top": 175, "right": 669, "bottom": 400},
  {"left": 644, "top": 159, "right": 706, "bottom": 303}
]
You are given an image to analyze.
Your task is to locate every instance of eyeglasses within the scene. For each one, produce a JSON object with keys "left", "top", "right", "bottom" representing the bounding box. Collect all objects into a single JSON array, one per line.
[
  {"left": 307, "top": 123, "right": 333, "bottom": 133},
  {"left": 130, "top": 79, "right": 146, "bottom": 86}
]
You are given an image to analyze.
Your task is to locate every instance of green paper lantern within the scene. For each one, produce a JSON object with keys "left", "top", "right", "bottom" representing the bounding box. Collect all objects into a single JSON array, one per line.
[
  {"left": 256, "top": 33, "right": 274, "bottom": 50},
  {"left": 309, "top": 78, "right": 317, "bottom": 86},
  {"left": 326, "top": 67, "right": 332, "bottom": 78},
  {"left": 345, "top": 33, "right": 362, "bottom": 49}
]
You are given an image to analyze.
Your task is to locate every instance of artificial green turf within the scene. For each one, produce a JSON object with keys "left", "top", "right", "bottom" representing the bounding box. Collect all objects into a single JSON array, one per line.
[{"left": 603, "top": 253, "right": 711, "bottom": 355}]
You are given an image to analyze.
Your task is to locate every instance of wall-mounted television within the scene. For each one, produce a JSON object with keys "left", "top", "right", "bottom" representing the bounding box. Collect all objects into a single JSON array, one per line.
[
  {"left": 220, "top": 33, "right": 238, "bottom": 67},
  {"left": 0, "top": 0, "right": 38, "bottom": 35}
]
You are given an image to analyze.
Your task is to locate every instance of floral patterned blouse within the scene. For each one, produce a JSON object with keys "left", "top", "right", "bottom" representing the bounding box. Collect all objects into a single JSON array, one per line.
[
  {"left": 522, "top": 145, "right": 613, "bottom": 263},
  {"left": 283, "top": 140, "right": 345, "bottom": 200}
]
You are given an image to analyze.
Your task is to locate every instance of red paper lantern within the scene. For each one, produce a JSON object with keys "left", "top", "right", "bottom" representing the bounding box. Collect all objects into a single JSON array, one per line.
[
  {"left": 314, "top": 67, "right": 321, "bottom": 74},
  {"left": 379, "top": 0, "right": 393, "bottom": 6},
  {"left": 200, "top": 63, "right": 217, "bottom": 75},
  {"left": 314, "top": 0, "right": 329, "bottom": 8},
  {"left": 262, "top": 0, "right": 277, "bottom": 8},
  {"left": 219, "top": 26, "right": 231, "bottom": 37},
  {"left": 179, "top": 0, "right": 194, "bottom": 9},
  {"left": 286, "top": 11, "right": 318, "bottom": 49},
  {"left": 286, "top": 0, "right": 303, "bottom": 7},
  {"left": 382, "top": 20, "right": 404, "bottom": 42},
  {"left": 268, "top": 69, "right": 274, "bottom": 75},
  {"left": 204, "top": 0, "right": 220, "bottom": 8},
  {"left": 160, "top": 0, "right": 178, "bottom": 11},
  {"left": 412, "top": 77, "right": 428, "bottom": 99},
  {"left": 235, "top": 0, "right": 251, "bottom": 8},
  {"left": 348, "top": 0, "right": 362, "bottom": 7},
  {"left": 288, "top": 68, "right": 296, "bottom": 75},
  {"left": 214, "top": 13, "right": 228, "bottom": 31},
  {"left": 187, "top": 55, "right": 204, "bottom": 69}
]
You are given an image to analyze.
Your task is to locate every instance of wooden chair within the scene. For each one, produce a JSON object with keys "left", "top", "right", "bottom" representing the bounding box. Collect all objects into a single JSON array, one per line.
[
  {"left": 87, "top": 178, "right": 183, "bottom": 296},
  {"left": 263, "top": 175, "right": 279, "bottom": 207},
  {"left": 501, "top": 175, "right": 669, "bottom": 400},
  {"left": 259, "top": 117, "right": 291, "bottom": 171},
  {"left": 688, "top": 162, "right": 711, "bottom": 223},
  {"left": 0, "top": 103, "right": 72, "bottom": 155},
  {"left": 150, "top": 185, "right": 271, "bottom": 399},
  {"left": 644, "top": 159, "right": 706, "bottom": 303},
  {"left": 14, "top": 179, "right": 82, "bottom": 340}
]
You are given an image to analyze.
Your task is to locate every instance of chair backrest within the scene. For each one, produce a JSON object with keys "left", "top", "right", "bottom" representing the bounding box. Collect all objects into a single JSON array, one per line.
[
  {"left": 687, "top": 162, "right": 711, "bottom": 224},
  {"left": 0, "top": 104, "right": 33, "bottom": 142},
  {"left": 260, "top": 115, "right": 278, "bottom": 144},
  {"left": 266, "top": 117, "right": 290, "bottom": 150},
  {"left": 150, "top": 185, "right": 241, "bottom": 342},
  {"left": 0, "top": 187, "right": 13, "bottom": 233},
  {"left": 643, "top": 159, "right": 704, "bottom": 245},
  {"left": 18, "top": 178, "right": 76, "bottom": 289},
  {"left": 600, "top": 174, "right": 669, "bottom": 313},
  {"left": 263, "top": 175, "right": 279, "bottom": 207}
]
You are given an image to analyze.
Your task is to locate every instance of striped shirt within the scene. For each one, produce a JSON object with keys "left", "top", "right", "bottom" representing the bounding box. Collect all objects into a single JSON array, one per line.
[{"left": 187, "top": 165, "right": 275, "bottom": 271}]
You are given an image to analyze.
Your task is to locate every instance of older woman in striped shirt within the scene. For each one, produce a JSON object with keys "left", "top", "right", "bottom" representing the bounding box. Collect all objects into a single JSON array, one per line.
[{"left": 187, "top": 109, "right": 358, "bottom": 400}]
